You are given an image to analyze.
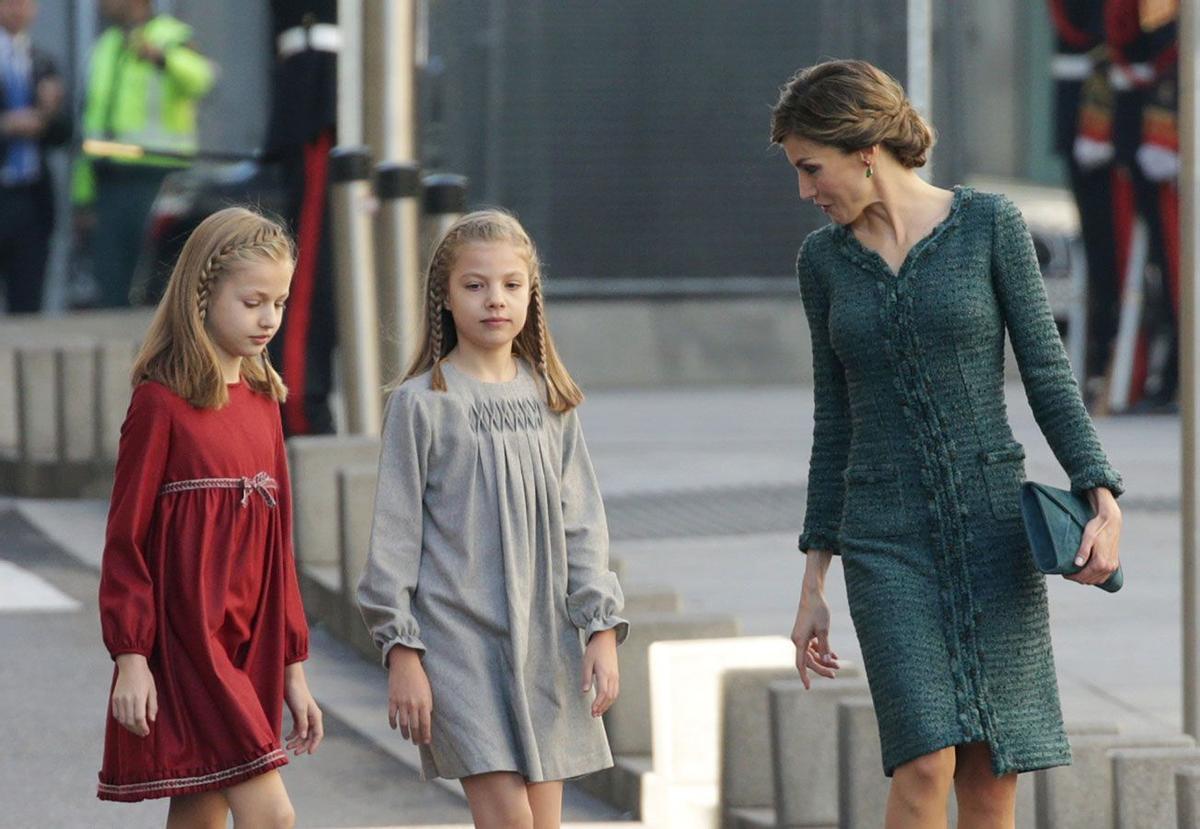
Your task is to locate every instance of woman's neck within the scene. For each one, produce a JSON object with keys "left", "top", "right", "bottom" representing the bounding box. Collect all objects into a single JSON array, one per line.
[
  {"left": 852, "top": 169, "right": 945, "bottom": 247},
  {"left": 446, "top": 343, "right": 518, "bottom": 383}
]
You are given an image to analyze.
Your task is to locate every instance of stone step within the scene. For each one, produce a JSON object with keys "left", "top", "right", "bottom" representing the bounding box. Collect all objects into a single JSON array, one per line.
[
  {"left": 767, "top": 675, "right": 868, "bottom": 828},
  {"left": 1176, "top": 765, "right": 1200, "bottom": 829},
  {"left": 1112, "top": 745, "right": 1200, "bottom": 829},
  {"left": 1035, "top": 731, "right": 1196, "bottom": 828}
]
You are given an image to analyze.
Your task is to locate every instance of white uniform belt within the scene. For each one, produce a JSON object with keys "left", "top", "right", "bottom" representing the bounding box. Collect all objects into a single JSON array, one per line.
[
  {"left": 1051, "top": 53, "right": 1093, "bottom": 80},
  {"left": 277, "top": 23, "right": 341, "bottom": 59},
  {"left": 1109, "top": 62, "right": 1154, "bottom": 91}
]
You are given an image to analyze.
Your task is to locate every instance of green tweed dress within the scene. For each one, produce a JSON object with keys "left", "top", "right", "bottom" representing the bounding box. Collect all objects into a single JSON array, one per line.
[{"left": 797, "top": 186, "right": 1123, "bottom": 777}]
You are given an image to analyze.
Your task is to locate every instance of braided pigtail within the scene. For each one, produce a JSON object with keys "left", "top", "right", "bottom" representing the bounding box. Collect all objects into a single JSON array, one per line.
[{"left": 429, "top": 276, "right": 448, "bottom": 391}]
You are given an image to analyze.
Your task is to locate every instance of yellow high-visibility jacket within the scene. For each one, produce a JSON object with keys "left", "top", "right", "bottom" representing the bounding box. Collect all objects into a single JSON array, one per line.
[{"left": 72, "top": 15, "right": 214, "bottom": 205}]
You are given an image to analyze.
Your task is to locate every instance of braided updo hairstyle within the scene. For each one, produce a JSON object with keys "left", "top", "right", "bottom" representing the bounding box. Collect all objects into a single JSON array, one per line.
[
  {"left": 401, "top": 209, "right": 583, "bottom": 413},
  {"left": 769, "top": 59, "right": 935, "bottom": 168},
  {"left": 131, "top": 207, "right": 296, "bottom": 408}
]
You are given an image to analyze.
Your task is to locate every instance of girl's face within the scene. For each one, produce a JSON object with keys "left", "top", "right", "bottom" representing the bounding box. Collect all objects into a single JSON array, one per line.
[
  {"left": 444, "top": 241, "right": 531, "bottom": 354},
  {"left": 780, "top": 135, "right": 874, "bottom": 226},
  {"left": 203, "top": 258, "right": 293, "bottom": 372}
]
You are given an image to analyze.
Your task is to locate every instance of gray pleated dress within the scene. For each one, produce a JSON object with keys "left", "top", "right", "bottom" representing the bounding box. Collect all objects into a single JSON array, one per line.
[{"left": 356, "top": 359, "right": 629, "bottom": 782}]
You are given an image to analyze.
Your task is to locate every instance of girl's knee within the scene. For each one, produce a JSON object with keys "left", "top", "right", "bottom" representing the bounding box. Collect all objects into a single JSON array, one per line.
[
  {"left": 232, "top": 801, "right": 295, "bottom": 829},
  {"left": 478, "top": 804, "right": 534, "bottom": 829}
]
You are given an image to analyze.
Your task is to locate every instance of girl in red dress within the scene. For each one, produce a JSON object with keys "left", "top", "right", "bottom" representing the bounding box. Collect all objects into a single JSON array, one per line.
[{"left": 97, "top": 207, "right": 322, "bottom": 827}]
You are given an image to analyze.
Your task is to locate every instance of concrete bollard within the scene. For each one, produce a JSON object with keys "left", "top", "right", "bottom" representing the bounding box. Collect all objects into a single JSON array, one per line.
[
  {"left": 1036, "top": 733, "right": 1195, "bottom": 828},
  {"left": 1112, "top": 745, "right": 1200, "bottom": 829},
  {"left": 837, "top": 697, "right": 888, "bottom": 829},
  {"left": 768, "top": 675, "right": 869, "bottom": 828},
  {"left": 1176, "top": 765, "right": 1200, "bottom": 828},
  {"left": 606, "top": 612, "right": 741, "bottom": 757},
  {"left": 96, "top": 340, "right": 137, "bottom": 462},
  {"left": 287, "top": 435, "right": 381, "bottom": 568},
  {"left": 720, "top": 666, "right": 801, "bottom": 817},
  {"left": 642, "top": 637, "right": 796, "bottom": 828},
  {"left": 57, "top": 344, "right": 99, "bottom": 463},
  {"left": 16, "top": 347, "right": 57, "bottom": 462},
  {"left": 0, "top": 345, "right": 16, "bottom": 456},
  {"left": 337, "top": 463, "right": 380, "bottom": 608}
]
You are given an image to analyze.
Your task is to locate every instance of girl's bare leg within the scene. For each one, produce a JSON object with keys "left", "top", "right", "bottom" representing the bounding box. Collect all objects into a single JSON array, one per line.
[
  {"left": 166, "top": 790, "right": 228, "bottom": 829},
  {"left": 461, "top": 771, "right": 534, "bottom": 829},
  {"left": 954, "top": 742, "right": 1016, "bottom": 829},
  {"left": 885, "top": 746, "right": 955, "bottom": 829},
  {"left": 223, "top": 769, "right": 295, "bottom": 829},
  {"left": 526, "top": 780, "right": 563, "bottom": 829}
]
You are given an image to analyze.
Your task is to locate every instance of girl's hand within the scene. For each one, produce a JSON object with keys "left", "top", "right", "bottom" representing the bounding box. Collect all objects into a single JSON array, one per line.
[
  {"left": 112, "top": 654, "right": 157, "bottom": 737},
  {"left": 1067, "top": 487, "right": 1122, "bottom": 586},
  {"left": 582, "top": 629, "right": 619, "bottom": 718},
  {"left": 284, "top": 663, "right": 324, "bottom": 756},
  {"left": 791, "top": 550, "right": 840, "bottom": 689},
  {"left": 387, "top": 646, "right": 433, "bottom": 745}
]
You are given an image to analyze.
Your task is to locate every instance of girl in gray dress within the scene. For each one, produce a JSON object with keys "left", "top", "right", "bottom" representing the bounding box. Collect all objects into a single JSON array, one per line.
[{"left": 357, "top": 209, "right": 628, "bottom": 827}]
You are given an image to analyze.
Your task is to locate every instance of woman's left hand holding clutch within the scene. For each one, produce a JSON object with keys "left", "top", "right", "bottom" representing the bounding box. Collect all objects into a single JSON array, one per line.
[{"left": 1066, "top": 487, "right": 1122, "bottom": 586}]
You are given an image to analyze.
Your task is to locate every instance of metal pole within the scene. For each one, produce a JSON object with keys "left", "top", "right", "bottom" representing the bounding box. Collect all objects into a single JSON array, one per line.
[
  {"left": 907, "top": 0, "right": 933, "bottom": 181},
  {"left": 421, "top": 173, "right": 469, "bottom": 266},
  {"left": 329, "top": 146, "right": 382, "bottom": 435},
  {"left": 375, "top": 162, "right": 423, "bottom": 387},
  {"left": 1180, "top": 0, "right": 1199, "bottom": 738},
  {"left": 337, "top": 0, "right": 364, "bottom": 146},
  {"left": 363, "top": 0, "right": 422, "bottom": 389}
]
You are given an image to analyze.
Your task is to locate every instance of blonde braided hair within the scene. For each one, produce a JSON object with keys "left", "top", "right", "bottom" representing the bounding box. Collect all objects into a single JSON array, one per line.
[
  {"left": 398, "top": 209, "right": 583, "bottom": 412},
  {"left": 132, "top": 207, "right": 297, "bottom": 409}
]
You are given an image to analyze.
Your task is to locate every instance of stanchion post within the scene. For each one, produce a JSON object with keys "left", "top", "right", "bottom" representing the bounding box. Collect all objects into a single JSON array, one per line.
[
  {"left": 329, "top": 146, "right": 382, "bottom": 435},
  {"left": 375, "top": 162, "right": 423, "bottom": 387},
  {"left": 421, "top": 173, "right": 469, "bottom": 266}
]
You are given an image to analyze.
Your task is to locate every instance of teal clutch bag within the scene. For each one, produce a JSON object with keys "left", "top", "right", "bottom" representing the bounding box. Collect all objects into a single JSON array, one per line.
[{"left": 1019, "top": 482, "right": 1123, "bottom": 593}]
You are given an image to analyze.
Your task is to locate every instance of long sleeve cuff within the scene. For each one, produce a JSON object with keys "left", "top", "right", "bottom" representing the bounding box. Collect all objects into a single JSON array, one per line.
[
  {"left": 1069, "top": 464, "right": 1124, "bottom": 498},
  {"left": 378, "top": 631, "right": 427, "bottom": 669},
  {"left": 798, "top": 529, "right": 841, "bottom": 555},
  {"left": 567, "top": 572, "right": 629, "bottom": 646},
  {"left": 108, "top": 644, "right": 154, "bottom": 660}
]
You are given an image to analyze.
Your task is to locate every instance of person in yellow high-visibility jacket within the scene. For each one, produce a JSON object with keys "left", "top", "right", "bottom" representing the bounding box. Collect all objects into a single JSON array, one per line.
[{"left": 73, "top": 0, "right": 213, "bottom": 308}]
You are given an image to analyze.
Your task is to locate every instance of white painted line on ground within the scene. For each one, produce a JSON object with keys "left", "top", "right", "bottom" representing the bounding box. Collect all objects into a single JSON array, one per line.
[{"left": 0, "top": 559, "right": 80, "bottom": 612}]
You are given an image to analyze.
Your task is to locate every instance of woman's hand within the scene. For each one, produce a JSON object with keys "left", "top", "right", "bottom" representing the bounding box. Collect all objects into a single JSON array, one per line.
[
  {"left": 111, "top": 653, "right": 157, "bottom": 737},
  {"left": 791, "top": 549, "right": 840, "bottom": 689},
  {"left": 284, "top": 663, "right": 324, "bottom": 755},
  {"left": 582, "top": 628, "right": 620, "bottom": 718},
  {"left": 387, "top": 645, "right": 433, "bottom": 745},
  {"left": 1067, "top": 486, "right": 1122, "bottom": 586}
]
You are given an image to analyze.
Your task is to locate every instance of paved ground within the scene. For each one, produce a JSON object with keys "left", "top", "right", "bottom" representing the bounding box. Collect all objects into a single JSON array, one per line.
[{"left": 0, "top": 381, "right": 1186, "bottom": 827}]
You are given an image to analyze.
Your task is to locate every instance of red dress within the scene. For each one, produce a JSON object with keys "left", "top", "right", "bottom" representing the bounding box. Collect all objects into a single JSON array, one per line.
[{"left": 97, "top": 380, "right": 309, "bottom": 802}]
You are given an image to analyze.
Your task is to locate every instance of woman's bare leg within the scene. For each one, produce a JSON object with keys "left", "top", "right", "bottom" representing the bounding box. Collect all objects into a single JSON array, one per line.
[
  {"left": 885, "top": 746, "right": 956, "bottom": 829},
  {"left": 954, "top": 742, "right": 1016, "bottom": 829}
]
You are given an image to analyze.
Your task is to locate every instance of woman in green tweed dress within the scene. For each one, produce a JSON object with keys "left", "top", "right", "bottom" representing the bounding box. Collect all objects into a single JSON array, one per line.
[{"left": 772, "top": 61, "right": 1124, "bottom": 828}]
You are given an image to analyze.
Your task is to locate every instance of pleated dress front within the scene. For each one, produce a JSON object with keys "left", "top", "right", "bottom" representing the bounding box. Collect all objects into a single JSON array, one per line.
[
  {"left": 97, "top": 380, "right": 309, "bottom": 802},
  {"left": 797, "top": 187, "right": 1123, "bottom": 777},
  {"left": 357, "top": 360, "right": 628, "bottom": 782}
]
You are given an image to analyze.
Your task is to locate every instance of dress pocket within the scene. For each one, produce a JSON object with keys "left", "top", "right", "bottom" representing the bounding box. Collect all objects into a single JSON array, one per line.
[
  {"left": 979, "top": 441, "right": 1026, "bottom": 520},
  {"left": 841, "top": 463, "right": 920, "bottom": 539}
]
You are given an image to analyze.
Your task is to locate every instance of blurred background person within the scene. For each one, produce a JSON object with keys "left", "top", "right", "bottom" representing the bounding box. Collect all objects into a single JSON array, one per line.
[
  {"left": 263, "top": 0, "right": 338, "bottom": 435},
  {"left": 0, "top": 0, "right": 69, "bottom": 315},
  {"left": 72, "top": 0, "right": 213, "bottom": 309},
  {"left": 1048, "top": 0, "right": 1119, "bottom": 405}
]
